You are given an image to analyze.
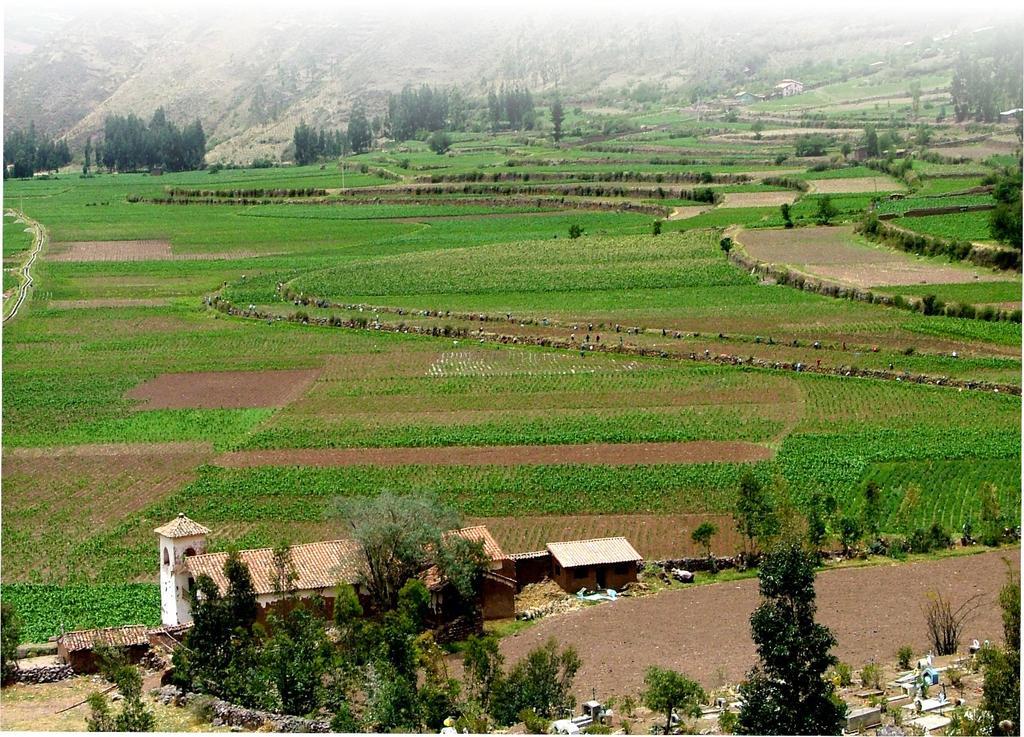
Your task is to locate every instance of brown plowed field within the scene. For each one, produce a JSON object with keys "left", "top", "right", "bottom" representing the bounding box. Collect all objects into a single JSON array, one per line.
[
  {"left": 48, "top": 240, "right": 264, "bottom": 262},
  {"left": 126, "top": 368, "right": 321, "bottom": 409},
  {"left": 717, "top": 191, "right": 798, "bottom": 208},
  {"left": 497, "top": 550, "right": 1019, "bottom": 699},
  {"left": 738, "top": 225, "right": 1012, "bottom": 288},
  {"left": 472, "top": 514, "right": 742, "bottom": 558},
  {"left": 213, "top": 440, "right": 774, "bottom": 468},
  {"left": 806, "top": 176, "right": 906, "bottom": 193}
]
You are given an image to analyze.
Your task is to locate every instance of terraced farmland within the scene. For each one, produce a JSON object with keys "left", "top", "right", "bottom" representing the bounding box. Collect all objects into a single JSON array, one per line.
[{"left": 2, "top": 96, "right": 1020, "bottom": 643}]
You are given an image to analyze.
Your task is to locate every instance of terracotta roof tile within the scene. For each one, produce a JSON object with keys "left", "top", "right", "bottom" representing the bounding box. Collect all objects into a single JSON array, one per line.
[
  {"left": 446, "top": 526, "right": 507, "bottom": 561},
  {"left": 57, "top": 625, "right": 151, "bottom": 653},
  {"left": 547, "top": 537, "right": 642, "bottom": 568},
  {"left": 185, "top": 539, "right": 365, "bottom": 596},
  {"left": 154, "top": 514, "right": 210, "bottom": 539}
]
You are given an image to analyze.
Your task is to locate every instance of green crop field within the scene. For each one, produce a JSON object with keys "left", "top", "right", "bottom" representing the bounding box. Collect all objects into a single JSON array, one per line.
[
  {"left": 899, "top": 210, "right": 998, "bottom": 242},
  {"left": 2, "top": 79, "right": 1021, "bottom": 644}
]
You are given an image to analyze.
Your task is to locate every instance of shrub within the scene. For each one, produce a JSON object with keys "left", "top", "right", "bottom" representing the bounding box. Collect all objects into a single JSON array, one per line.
[
  {"left": 831, "top": 661, "right": 853, "bottom": 687},
  {"left": 946, "top": 666, "right": 965, "bottom": 690},
  {"left": 908, "top": 523, "right": 952, "bottom": 554},
  {"left": 620, "top": 695, "right": 637, "bottom": 717},
  {"left": 718, "top": 710, "right": 738, "bottom": 734},
  {"left": 518, "top": 708, "right": 550, "bottom": 734},
  {"left": 568, "top": 224, "right": 584, "bottom": 239},
  {"left": 860, "top": 662, "right": 883, "bottom": 690},
  {"left": 897, "top": 646, "right": 914, "bottom": 670}
]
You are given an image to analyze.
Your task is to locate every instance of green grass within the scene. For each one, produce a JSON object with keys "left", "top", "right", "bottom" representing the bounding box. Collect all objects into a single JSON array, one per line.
[
  {"left": 914, "top": 177, "right": 985, "bottom": 196},
  {"left": 3, "top": 215, "right": 33, "bottom": 258},
  {"left": 6, "top": 408, "right": 274, "bottom": 450},
  {"left": 874, "top": 194, "right": 994, "bottom": 216},
  {"left": 0, "top": 584, "right": 161, "bottom": 643},
  {"left": 899, "top": 211, "right": 996, "bottom": 242}
]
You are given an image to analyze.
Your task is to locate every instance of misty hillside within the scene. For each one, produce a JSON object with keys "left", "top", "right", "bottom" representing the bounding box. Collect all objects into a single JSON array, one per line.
[{"left": 3, "top": 6, "right": 1005, "bottom": 162}]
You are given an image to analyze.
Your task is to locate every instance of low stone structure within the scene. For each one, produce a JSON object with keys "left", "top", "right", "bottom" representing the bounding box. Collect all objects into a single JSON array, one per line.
[
  {"left": 152, "top": 685, "right": 331, "bottom": 732},
  {"left": 9, "top": 663, "right": 75, "bottom": 684}
]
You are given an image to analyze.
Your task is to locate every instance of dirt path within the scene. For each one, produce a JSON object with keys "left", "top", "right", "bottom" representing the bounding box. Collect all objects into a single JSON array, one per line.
[
  {"left": 667, "top": 206, "right": 711, "bottom": 220},
  {"left": 495, "top": 549, "right": 1019, "bottom": 699},
  {"left": 214, "top": 440, "right": 774, "bottom": 468},
  {"left": 3, "top": 209, "right": 45, "bottom": 323}
]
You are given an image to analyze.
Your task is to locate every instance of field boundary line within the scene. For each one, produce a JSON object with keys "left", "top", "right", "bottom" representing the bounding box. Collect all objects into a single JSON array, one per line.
[
  {"left": 3, "top": 209, "right": 45, "bottom": 323},
  {"left": 206, "top": 294, "right": 1021, "bottom": 396}
]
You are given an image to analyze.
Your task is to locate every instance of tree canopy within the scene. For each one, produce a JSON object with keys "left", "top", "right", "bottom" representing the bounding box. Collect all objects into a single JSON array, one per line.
[
  {"left": 3, "top": 122, "right": 72, "bottom": 178},
  {"left": 99, "top": 109, "right": 206, "bottom": 172},
  {"left": 737, "top": 544, "right": 845, "bottom": 735}
]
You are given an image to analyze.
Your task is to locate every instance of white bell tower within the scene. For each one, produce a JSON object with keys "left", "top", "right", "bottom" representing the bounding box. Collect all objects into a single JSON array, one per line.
[{"left": 154, "top": 513, "right": 210, "bottom": 626}]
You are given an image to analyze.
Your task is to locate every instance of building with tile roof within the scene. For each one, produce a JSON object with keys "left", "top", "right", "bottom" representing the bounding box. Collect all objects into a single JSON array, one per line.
[
  {"left": 184, "top": 539, "right": 365, "bottom": 598},
  {"left": 156, "top": 516, "right": 518, "bottom": 629},
  {"left": 56, "top": 625, "right": 153, "bottom": 673}
]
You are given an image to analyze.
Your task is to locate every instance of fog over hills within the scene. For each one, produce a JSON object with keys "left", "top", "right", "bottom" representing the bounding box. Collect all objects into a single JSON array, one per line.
[{"left": 3, "top": 3, "right": 1015, "bottom": 162}]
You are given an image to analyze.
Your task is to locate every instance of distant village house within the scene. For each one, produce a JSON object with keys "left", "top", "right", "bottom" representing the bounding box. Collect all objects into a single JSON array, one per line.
[{"left": 774, "top": 79, "right": 804, "bottom": 97}]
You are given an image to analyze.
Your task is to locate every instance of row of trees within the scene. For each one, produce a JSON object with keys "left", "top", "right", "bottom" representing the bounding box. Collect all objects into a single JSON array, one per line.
[
  {"left": 950, "top": 39, "right": 1023, "bottom": 123},
  {"left": 487, "top": 84, "right": 536, "bottom": 131},
  {"left": 386, "top": 85, "right": 469, "bottom": 141},
  {"left": 292, "top": 104, "right": 372, "bottom": 164},
  {"left": 292, "top": 121, "right": 349, "bottom": 165},
  {"left": 3, "top": 123, "right": 72, "bottom": 178},
  {"left": 101, "top": 108, "right": 206, "bottom": 172}
]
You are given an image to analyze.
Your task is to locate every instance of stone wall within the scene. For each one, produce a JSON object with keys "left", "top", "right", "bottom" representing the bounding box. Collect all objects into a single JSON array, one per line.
[
  {"left": 10, "top": 664, "right": 75, "bottom": 684},
  {"left": 152, "top": 685, "right": 331, "bottom": 732}
]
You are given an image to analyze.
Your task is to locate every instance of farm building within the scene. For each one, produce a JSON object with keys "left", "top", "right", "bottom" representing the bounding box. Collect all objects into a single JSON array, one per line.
[
  {"left": 774, "top": 79, "right": 804, "bottom": 97},
  {"left": 56, "top": 623, "right": 191, "bottom": 673},
  {"left": 511, "top": 537, "right": 643, "bottom": 592},
  {"left": 999, "top": 108, "right": 1023, "bottom": 123},
  {"left": 734, "top": 91, "right": 761, "bottom": 105},
  {"left": 56, "top": 625, "right": 152, "bottom": 673},
  {"left": 156, "top": 515, "right": 515, "bottom": 630},
  {"left": 421, "top": 526, "right": 517, "bottom": 623},
  {"left": 548, "top": 537, "right": 643, "bottom": 592}
]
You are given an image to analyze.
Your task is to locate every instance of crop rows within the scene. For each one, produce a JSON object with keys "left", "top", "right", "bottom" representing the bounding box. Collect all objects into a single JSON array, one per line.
[
  {"left": 1, "top": 583, "right": 161, "bottom": 643},
  {"left": 899, "top": 211, "right": 996, "bottom": 241}
]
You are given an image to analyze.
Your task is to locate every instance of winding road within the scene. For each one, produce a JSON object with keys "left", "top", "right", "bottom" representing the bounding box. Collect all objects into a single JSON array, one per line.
[{"left": 3, "top": 209, "right": 45, "bottom": 323}]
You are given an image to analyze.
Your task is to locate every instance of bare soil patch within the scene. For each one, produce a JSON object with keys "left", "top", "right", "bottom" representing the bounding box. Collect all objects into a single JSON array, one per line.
[
  {"left": 812, "top": 262, "right": 1010, "bottom": 287},
  {"left": 738, "top": 225, "right": 1010, "bottom": 288},
  {"left": 806, "top": 176, "right": 906, "bottom": 193},
  {"left": 48, "top": 240, "right": 263, "bottom": 262},
  {"left": 473, "top": 514, "right": 742, "bottom": 558},
  {"left": 667, "top": 206, "right": 711, "bottom": 220},
  {"left": 498, "top": 550, "right": 1019, "bottom": 699},
  {"left": 718, "top": 191, "right": 798, "bottom": 208},
  {"left": 214, "top": 440, "right": 774, "bottom": 468},
  {"left": 931, "top": 140, "right": 1019, "bottom": 161},
  {"left": 126, "top": 369, "right": 321, "bottom": 410}
]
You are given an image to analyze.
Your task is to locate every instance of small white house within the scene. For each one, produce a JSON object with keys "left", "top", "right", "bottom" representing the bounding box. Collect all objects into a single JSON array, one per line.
[{"left": 774, "top": 79, "right": 804, "bottom": 97}]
